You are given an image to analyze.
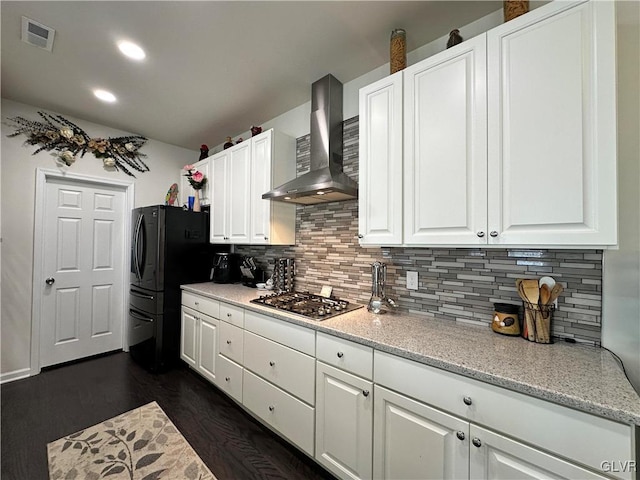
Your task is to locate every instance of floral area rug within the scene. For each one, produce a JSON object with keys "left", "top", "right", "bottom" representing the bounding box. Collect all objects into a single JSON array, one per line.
[{"left": 47, "top": 401, "right": 215, "bottom": 480}]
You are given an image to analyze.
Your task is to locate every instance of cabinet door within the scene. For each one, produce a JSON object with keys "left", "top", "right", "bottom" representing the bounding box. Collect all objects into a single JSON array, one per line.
[
  {"left": 469, "top": 424, "right": 609, "bottom": 480},
  {"left": 250, "top": 131, "right": 272, "bottom": 244},
  {"left": 487, "top": 0, "right": 617, "bottom": 245},
  {"left": 196, "top": 314, "right": 219, "bottom": 384},
  {"left": 210, "top": 152, "right": 229, "bottom": 243},
  {"left": 373, "top": 385, "right": 469, "bottom": 480},
  {"left": 180, "top": 307, "right": 198, "bottom": 368},
  {"left": 404, "top": 34, "right": 487, "bottom": 245},
  {"left": 358, "top": 71, "right": 404, "bottom": 246},
  {"left": 316, "top": 362, "right": 373, "bottom": 480},
  {"left": 228, "top": 142, "right": 251, "bottom": 243}
]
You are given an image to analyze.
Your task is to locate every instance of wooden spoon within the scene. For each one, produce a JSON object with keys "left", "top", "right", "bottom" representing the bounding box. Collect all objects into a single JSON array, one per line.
[
  {"left": 549, "top": 283, "right": 564, "bottom": 304},
  {"left": 522, "top": 279, "right": 540, "bottom": 306},
  {"left": 540, "top": 283, "right": 551, "bottom": 305}
]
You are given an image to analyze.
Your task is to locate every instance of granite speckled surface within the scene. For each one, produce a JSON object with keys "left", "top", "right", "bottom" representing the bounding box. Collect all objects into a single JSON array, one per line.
[{"left": 182, "top": 282, "right": 640, "bottom": 426}]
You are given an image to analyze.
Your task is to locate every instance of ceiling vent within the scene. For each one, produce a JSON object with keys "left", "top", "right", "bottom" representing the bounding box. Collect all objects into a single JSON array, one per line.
[{"left": 21, "top": 16, "right": 55, "bottom": 52}]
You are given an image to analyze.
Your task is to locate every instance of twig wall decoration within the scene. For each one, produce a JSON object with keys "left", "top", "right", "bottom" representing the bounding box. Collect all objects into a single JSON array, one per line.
[{"left": 6, "top": 111, "right": 149, "bottom": 177}]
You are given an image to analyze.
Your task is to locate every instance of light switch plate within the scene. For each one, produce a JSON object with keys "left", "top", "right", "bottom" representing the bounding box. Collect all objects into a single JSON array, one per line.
[{"left": 407, "top": 271, "right": 418, "bottom": 290}]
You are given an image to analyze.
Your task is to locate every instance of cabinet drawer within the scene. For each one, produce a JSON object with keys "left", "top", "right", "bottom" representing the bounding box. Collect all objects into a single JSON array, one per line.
[
  {"left": 243, "top": 370, "right": 315, "bottom": 456},
  {"left": 217, "top": 355, "right": 243, "bottom": 404},
  {"left": 219, "top": 321, "right": 243, "bottom": 364},
  {"left": 245, "top": 310, "right": 315, "bottom": 356},
  {"left": 220, "top": 302, "right": 244, "bottom": 328},
  {"left": 316, "top": 332, "right": 373, "bottom": 380},
  {"left": 243, "top": 331, "right": 315, "bottom": 405},
  {"left": 374, "top": 351, "right": 633, "bottom": 478},
  {"left": 182, "top": 291, "right": 220, "bottom": 319}
]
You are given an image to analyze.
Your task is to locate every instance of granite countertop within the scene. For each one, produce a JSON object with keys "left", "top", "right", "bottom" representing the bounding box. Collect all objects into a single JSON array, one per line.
[{"left": 182, "top": 282, "right": 640, "bottom": 426}]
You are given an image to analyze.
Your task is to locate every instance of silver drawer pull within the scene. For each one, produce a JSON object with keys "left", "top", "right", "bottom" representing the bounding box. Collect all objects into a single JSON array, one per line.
[
  {"left": 269, "top": 361, "right": 275, "bottom": 367},
  {"left": 337, "top": 352, "right": 344, "bottom": 358},
  {"left": 268, "top": 405, "right": 275, "bottom": 412},
  {"left": 225, "top": 376, "right": 230, "bottom": 382},
  {"left": 463, "top": 396, "right": 472, "bottom": 406},
  {"left": 227, "top": 313, "right": 232, "bottom": 317},
  {"left": 456, "top": 431, "right": 465, "bottom": 441},
  {"left": 226, "top": 340, "right": 232, "bottom": 345},
  {"left": 362, "top": 390, "right": 370, "bottom": 397},
  {"left": 490, "top": 231, "right": 498, "bottom": 237},
  {"left": 472, "top": 437, "right": 482, "bottom": 448}
]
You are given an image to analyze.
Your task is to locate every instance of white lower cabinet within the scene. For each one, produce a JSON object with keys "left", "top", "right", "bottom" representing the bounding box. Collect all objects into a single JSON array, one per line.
[
  {"left": 180, "top": 305, "right": 219, "bottom": 384},
  {"left": 469, "top": 425, "right": 609, "bottom": 480},
  {"left": 243, "top": 370, "right": 315, "bottom": 456},
  {"left": 315, "top": 361, "right": 373, "bottom": 480},
  {"left": 181, "top": 291, "right": 635, "bottom": 480},
  {"left": 373, "top": 385, "right": 469, "bottom": 480}
]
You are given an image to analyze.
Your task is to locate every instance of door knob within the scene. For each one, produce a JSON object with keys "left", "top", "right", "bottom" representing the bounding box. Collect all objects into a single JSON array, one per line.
[{"left": 45, "top": 277, "right": 55, "bottom": 285}]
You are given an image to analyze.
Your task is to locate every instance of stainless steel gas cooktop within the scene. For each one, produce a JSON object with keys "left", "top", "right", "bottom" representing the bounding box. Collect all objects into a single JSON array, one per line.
[{"left": 250, "top": 291, "right": 362, "bottom": 320}]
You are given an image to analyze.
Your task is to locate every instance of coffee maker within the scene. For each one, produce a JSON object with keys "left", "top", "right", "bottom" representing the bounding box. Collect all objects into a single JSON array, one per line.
[{"left": 211, "top": 253, "right": 240, "bottom": 284}]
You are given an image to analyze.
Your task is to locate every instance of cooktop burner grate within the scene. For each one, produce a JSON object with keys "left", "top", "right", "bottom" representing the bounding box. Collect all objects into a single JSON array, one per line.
[{"left": 250, "top": 291, "right": 361, "bottom": 320}]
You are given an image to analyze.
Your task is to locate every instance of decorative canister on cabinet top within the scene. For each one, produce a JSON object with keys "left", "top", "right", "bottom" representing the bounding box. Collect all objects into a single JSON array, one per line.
[
  {"left": 504, "top": 0, "right": 529, "bottom": 22},
  {"left": 390, "top": 29, "right": 406, "bottom": 74}
]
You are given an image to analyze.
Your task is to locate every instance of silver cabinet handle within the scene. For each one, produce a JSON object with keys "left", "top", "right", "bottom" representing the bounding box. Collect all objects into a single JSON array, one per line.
[
  {"left": 226, "top": 340, "right": 232, "bottom": 345},
  {"left": 268, "top": 405, "right": 275, "bottom": 412},
  {"left": 194, "top": 301, "right": 199, "bottom": 306},
  {"left": 476, "top": 231, "right": 485, "bottom": 238},
  {"left": 337, "top": 352, "right": 344, "bottom": 358},
  {"left": 227, "top": 313, "right": 232, "bottom": 317},
  {"left": 490, "top": 231, "right": 498, "bottom": 237},
  {"left": 357, "top": 234, "right": 364, "bottom": 239},
  {"left": 45, "top": 277, "right": 55, "bottom": 285},
  {"left": 225, "top": 376, "right": 230, "bottom": 382},
  {"left": 456, "top": 431, "right": 465, "bottom": 441},
  {"left": 463, "top": 396, "right": 472, "bottom": 406},
  {"left": 269, "top": 361, "right": 275, "bottom": 367},
  {"left": 264, "top": 236, "right": 269, "bottom": 240},
  {"left": 362, "top": 390, "right": 370, "bottom": 397},
  {"left": 472, "top": 438, "right": 482, "bottom": 448}
]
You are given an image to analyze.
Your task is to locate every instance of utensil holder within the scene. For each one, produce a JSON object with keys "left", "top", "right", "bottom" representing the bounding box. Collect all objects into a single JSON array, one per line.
[{"left": 522, "top": 301, "right": 554, "bottom": 344}]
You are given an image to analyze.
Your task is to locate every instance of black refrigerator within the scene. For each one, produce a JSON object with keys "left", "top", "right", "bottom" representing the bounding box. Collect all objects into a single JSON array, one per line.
[{"left": 129, "top": 205, "right": 221, "bottom": 372}]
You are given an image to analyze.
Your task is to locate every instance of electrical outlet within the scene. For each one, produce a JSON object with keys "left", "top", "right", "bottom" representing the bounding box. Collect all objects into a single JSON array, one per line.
[{"left": 407, "top": 271, "right": 418, "bottom": 290}]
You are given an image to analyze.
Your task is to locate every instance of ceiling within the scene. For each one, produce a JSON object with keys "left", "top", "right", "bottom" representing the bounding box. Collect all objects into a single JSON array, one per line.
[{"left": 1, "top": 1, "right": 502, "bottom": 151}]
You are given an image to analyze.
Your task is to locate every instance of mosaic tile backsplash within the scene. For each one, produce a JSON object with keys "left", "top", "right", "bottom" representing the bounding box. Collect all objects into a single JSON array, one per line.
[{"left": 236, "top": 117, "right": 603, "bottom": 345}]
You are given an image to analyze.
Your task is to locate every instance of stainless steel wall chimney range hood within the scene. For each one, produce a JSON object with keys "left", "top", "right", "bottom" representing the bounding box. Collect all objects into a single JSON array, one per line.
[{"left": 262, "top": 74, "right": 358, "bottom": 205}]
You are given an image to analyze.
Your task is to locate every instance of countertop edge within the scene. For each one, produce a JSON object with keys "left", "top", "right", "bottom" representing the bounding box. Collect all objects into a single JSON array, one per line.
[{"left": 181, "top": 284, "right": 640, "bottom": 426}]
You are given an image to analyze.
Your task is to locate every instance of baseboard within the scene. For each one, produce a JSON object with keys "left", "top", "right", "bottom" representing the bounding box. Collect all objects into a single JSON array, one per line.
[{"left": 0, "top": 367, "right": 32, "bottom": 384}]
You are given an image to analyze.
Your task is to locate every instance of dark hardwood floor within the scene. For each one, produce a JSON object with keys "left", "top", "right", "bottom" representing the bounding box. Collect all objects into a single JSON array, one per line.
[{"left": 1, "top": 351, "right": 336, "bottom": 480}]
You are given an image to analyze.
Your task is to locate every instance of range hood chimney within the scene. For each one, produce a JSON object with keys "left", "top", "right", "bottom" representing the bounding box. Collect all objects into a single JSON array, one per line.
[{"left": 262, "top": 74, "right": 358, "bottom": 205}]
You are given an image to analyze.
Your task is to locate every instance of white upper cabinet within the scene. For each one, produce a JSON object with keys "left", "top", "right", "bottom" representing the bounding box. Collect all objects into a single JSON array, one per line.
[
  {"left": 486, "top": 0, "right": 617, "bottom": 246},
  {"left": 210, "top": 143, "right": 250, "bottom": 244},
  {"left": 404, "top": 33, "right": 487, "bottom": 245},
  {"left": 358, "top": 71, "right": 404, "bottom": 246},
  {"left": 250, "top": 130, "right": 296, "bottom": 245},
  {"left": 210, "top": 149, "right": 229, "bottom": 243},
  {"left": 358, "top": 0, "right": 617, "bottom": 248},
  {"left": 211, "top": 129, "right": 295, "bottom": 245}
]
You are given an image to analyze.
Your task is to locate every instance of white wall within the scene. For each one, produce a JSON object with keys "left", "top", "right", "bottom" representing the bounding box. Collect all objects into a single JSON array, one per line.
[
  {"left": 602, "top": 0, "right": 640, "bottom": 393},
  {"left": 210, "top": 7, "right": 506, "bottom": 154},
  {"left": 0, "top": 98, "right": 198, "bottom": 377}
]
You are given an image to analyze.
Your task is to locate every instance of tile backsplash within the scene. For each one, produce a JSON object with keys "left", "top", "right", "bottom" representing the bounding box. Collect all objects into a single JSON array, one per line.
[{"left": 236, "top": 117, "right": 603, "bottom": 345}]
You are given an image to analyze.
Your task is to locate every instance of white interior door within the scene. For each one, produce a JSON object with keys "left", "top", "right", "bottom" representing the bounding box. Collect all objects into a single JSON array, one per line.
[{"left": 40, "top": 177, "right": 126, "bottom": 367}]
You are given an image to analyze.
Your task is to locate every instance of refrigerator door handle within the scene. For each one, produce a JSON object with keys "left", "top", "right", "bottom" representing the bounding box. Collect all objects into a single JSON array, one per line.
[
  {"left": 129, "top": 309, "right": 154, "bottom": 323},
  {"left": 130, "top": 290, "right": 154, "bottom": 300},
  {"left": 133, "top": 214, "right": 144, "bottom": 281}
]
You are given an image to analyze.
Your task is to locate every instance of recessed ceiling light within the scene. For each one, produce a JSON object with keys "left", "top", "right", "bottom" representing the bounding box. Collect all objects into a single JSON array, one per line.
[
  {"left": 93, "top": 89, "right": 117, "bottom": 103},
  {"left": 118, "top": 41, "right": 145, "bottom": 60}
]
